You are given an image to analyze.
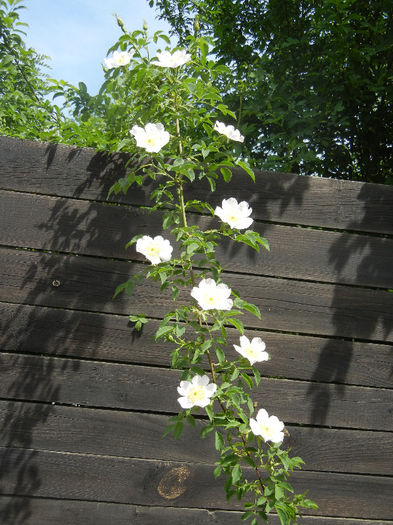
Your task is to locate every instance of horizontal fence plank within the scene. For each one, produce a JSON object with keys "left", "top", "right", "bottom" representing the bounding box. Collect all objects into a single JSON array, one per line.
[
  {"left": 1, "top": 353, "right": 392, "bottom": 431},
  {"left": 1, "top": 498, "right": 392, "bottom": 525},
  {"left": 1, "top": 190, "right": 392, "bottom": 289},
  {"left": 1, "top": 447, "right": 392, "bottom": 519},
  {"left": 1, "top": 400, "right": 392, "bottom": 475},
  {"left": 1, "top": 136, "right": 393, "bottom": 234},
  {"left": 2, "top": 302, "right": 391, "bottom": 389},
  {"left": 1, "top": 248, "right": 392, "bottom": 342}
]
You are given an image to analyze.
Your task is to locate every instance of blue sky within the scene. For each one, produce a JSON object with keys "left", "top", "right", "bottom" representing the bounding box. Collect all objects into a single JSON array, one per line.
[{"left": 22, "top": 0, "right": 171, "bottom": 94}]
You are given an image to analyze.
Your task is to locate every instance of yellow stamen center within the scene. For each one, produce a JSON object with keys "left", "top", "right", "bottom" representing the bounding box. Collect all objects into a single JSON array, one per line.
[
  {"left": 147, "top": 243, "right": 160, "bottom": 256},
  {"left": 245, "top": 346, "right": 258, "bottom": 359},
  {"left": 187, "top": 386, "right": 206, "bottom": 403}
]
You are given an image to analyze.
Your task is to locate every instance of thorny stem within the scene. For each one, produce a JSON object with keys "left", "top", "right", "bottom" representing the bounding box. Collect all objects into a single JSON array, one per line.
[
  {"left": 173, "top": 97, "right": 265, "bottom": 496},
  {"left": 178, "top": 178, "right": 265, "bottom": 493}
]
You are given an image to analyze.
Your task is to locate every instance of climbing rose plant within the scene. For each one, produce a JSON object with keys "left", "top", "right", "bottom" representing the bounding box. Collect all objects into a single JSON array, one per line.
[{"left": 108, "top": 20, "right": 317, "bottom": 524}]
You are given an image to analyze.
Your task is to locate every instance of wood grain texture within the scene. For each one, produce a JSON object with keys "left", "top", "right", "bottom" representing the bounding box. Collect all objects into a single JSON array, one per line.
[
  {"left": 2, "top": 302, "right": 391, "bottom": 388},
  {"left": 1, "top": 248, "right": 392, "bottom": 342},
  {"left": 1, "top": 136, "right": 392, "bottom": 234},
  {"left": 1, "top": 447, "right": 392, "bottom": 519},
  {"left": 1, "top": 190, "right": 392, "bottom": 288},
  {"left": 1, "top": 400, "right": 392, "bottom": 475},
  {"left": 1, "top": 497, "right": 392, "bottom": 525},
  {"left": 2, "top": 136, "right": 393, "bottom": 525},
  {"left": 1, "top": 353, "right": 392, "bottom": 431}
]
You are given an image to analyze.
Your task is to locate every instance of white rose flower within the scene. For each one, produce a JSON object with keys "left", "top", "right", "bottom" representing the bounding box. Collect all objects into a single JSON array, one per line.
[
  {"left": 130, "top": 123, "right": 170, "bottom": 153},
  {"left": 136, "top": 235, "right": 173, "bottom": 265},
  {"left": 214, "top": 121, "right": 244, "bottom": 142},
  {"left": 191, "top": 278, "right": 233, "bottom": 311},
  {"left": 104, "top": 50, "right": 134, "bottom": 69},
  {"left": 250, "top": 409, "right": 285, "bottom": 444},
  {"left": 214, "top": 197, "right": 253, "bottom": 230},
  {"left": 152, "top": 49, "right": 191, "bottom": 68},
  {"left": 177, "top": 374, "right": 217, "bottom": 409},
  {"left": 233, "top": 336, "right": 269, "bottom": 366}
]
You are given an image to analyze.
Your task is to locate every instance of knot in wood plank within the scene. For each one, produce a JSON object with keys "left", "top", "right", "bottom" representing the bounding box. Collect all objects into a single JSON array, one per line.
[{"left": 157, "top": 466, "right": 190, "bottom": 500}]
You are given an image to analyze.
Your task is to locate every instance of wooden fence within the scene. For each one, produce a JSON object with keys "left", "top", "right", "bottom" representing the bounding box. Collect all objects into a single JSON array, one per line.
[{"left": 0, "top": 135, "right": 392, "bottom": 524}]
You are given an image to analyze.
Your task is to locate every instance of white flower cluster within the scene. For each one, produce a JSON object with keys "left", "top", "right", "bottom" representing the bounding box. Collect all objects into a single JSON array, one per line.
[
  {"left": 124, "top": 49, "right": 285, "bottom": 447},
  {"left": 176, "top": 374, "right": 284, "bottom": 444},
  {"left": 104, "top": 50, "right": 134, "bottom": 69},
  {"left": 214, "top": 121, "right": 244, "bottom": 143},
  {"left": 153, "top": 49, "right": 191, "bottom": 68}
]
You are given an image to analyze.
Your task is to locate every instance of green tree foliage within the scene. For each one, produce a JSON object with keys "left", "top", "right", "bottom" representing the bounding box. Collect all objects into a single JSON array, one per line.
[
  {"left": 151, "top": 0, "right": 393, "bottom": 183},
  {"left": 0, "top": 0, "right": 114, "bottom": 148},
  {"left": 0, "top": 0, "right": 62, "bottom": 140}
]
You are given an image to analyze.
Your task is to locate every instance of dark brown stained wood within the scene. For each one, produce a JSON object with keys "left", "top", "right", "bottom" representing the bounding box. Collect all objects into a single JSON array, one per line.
[
  {"left": 1, "top": 248, "right": 392, "bottom": 342},
  {"left": 1, "top": 498, "right": 392, "bottom": 525},
  {"left": 1, "top": 136, "right": 393, "bottom": 234},
  {"left": 1, "top": 400, "right": 392, "bottom": 475},
  {"left": 1, "top": 353, "right": 392, "bottom": 430},
  {"left": 2, "top": 303, "right": 393, "bottom": 390},
  {"left": 2, "top": 189, "right": 393, "bottom": 288},
  {"left": 2, "top": 302, "right": 392, "bottom": 388},
  {"left": 1, "top": 447, "right": 393, "bottom": 519},
  {"left": 2, "top": 137, "right": 393, "bottom": 525}
]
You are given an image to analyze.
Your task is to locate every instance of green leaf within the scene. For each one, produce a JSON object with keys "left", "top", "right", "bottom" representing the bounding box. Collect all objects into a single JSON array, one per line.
[
  {"left": 220, "top": 166, "right": 232, "bottom": 182},
  {"left": 187, "top": 242, "right": 200, "bottom": 256},
  {"left": 236, "top": 160, "right": 255, "bottom": 182},
  {"left": 215, "top": 431, "right": 225, "bottom": 451},
  {"left": 231, "top": 464, "right": 242, "bottom": 484},
  {"left": 227, "top": 317, "right": 244, "bottom": 334},
  {"left": 275, "top": 484, "right": 285, "bottom": 500},
  {"left": 125, "top": 234, "right": 144, "bottom": 249},
  {"left": 205, "top": 404, "right": 214, "bottom": 421},
  {"left": 155, "top": 325, "right": 174, "bottom": 340},
  {"left": 241, "top": 511, "right": 254, "bottom": 521},
  {"left": 173, "top": 420, "right": 184, "bottom": 439},
  {"left": 241, "top": 373, "right": 253, "bottom": 390},
  {"left": 129, "top": 314, "right": 148, "bottom": 331},
  {"left": 201, "top": 422, "right": 214, "bottom": 438},
  {"left": 186, "top": 414, "right": 195, "bottom": 427},
  {"left": 214, "top": 465, "right": 222, "bottom": 479},
  {"left": 253, "top": 367, "right": 261, "bottom": 386},
  {"left": 215, "top": 346, "right": 226, "bottom": 364},
  {"left": 113, "top": 274, "right": 143, "bottom": 298},
  {"left": 239, "top": 300, "right": 261, "bottom": 319},
  {"left": 247, "top": 396, "right": 254, "bottom": 416}
]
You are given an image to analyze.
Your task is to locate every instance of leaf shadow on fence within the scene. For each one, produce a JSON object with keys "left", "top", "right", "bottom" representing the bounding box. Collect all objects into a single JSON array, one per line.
[
  {"left": 0, "top": 144, "right": 139, "bottom": 524},
  {"left": 307, "top": 183, "right": 393, "bottom": 427}
]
